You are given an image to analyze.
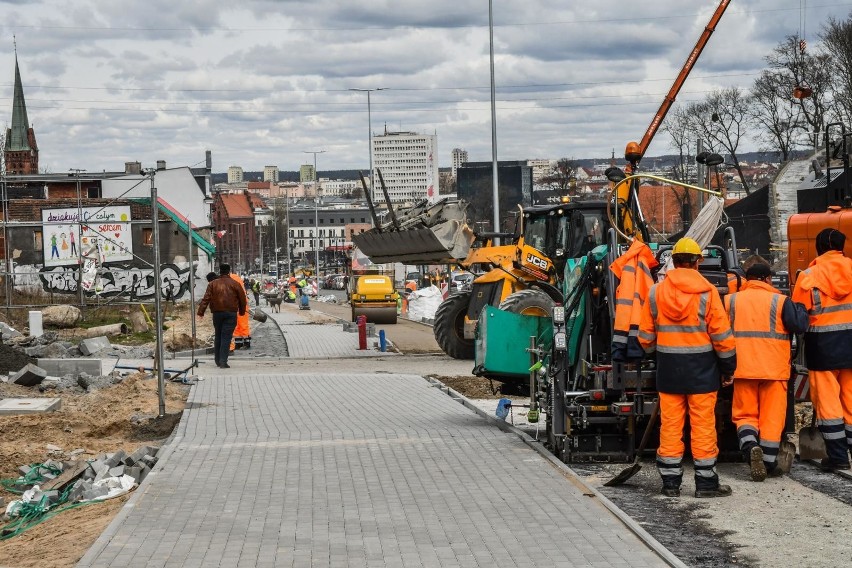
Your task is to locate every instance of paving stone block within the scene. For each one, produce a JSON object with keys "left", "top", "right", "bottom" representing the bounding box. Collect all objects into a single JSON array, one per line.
[
  {"left": 105, "top": 450, "right": 126, "bottom": 468},
  {"left": 109, "top": 465, "right": 125, "bottom": 477},
  {"left": 123, "top": 446, "right": 151, "bottom": 467},
  {"left": 79, "top": 336, "right": 112, "bottom": 356},
  {"left": 125, "top": 466, "right": 143, "bottom": 484},
  {"left": 37, "top": 358, "right": 103, "bottom": 377},
  {"left": 68, "top": 483, "right": 84, "bottom": 502},
  {"left": 82, "top": 485, "right": 110, "bottom": 500},
  {"left": 11, "top": 364, "right": 47, "bottom": 387}
]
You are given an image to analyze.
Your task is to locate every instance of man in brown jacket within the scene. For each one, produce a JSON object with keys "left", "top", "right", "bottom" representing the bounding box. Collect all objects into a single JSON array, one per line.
[{"left": 197, "top": 264, "right": 247, "bottom": 368}]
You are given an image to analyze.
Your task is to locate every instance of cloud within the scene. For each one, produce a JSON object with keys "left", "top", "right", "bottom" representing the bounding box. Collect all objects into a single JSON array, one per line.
[{"left": 2, "top": 0, "right": 851, "bottom": 172}]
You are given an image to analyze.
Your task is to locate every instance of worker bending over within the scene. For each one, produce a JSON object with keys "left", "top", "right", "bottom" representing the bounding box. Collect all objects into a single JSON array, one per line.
[
  {"left": 792, "top": 228, "right": 852, "bottom": 472},
  {"left": 725, "top": 260, "right": 808, "bottom": 481},
  {"left": 639, "top": 238, "right": 737, "bottom": 498}
]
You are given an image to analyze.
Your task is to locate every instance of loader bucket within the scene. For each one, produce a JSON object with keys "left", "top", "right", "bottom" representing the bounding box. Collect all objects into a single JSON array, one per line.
[
  {"left": 352, "top": 198, "right": 475, "bottom": 265},
  {"left": 353, "top": 220, "right": 474, "bottom": 264}
]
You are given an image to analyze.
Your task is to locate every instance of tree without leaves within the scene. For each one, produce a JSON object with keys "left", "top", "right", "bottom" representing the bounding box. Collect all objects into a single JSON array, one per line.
[
  {"left": 662, "top": 105, "right": 695, "bottom": 183},
  {"left": 689, "top": 87, "right": 751, "bottom": 194},
  {"left": 660, "top": 105, "right": 697, "bottom": 232},
  {"left": 749, "top": 70, "right": 799, "bottom": 162},
  {"left": 820, "top": 15, "right": 852, "bottom": 125},
  {"left": 538, "top": 158, "right": 580, "bottom": 196},
  {"left": 764, "top": 34, "right": 834, "bottom": 150}
]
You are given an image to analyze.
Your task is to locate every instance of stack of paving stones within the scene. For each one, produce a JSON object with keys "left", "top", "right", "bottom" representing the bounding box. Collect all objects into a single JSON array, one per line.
[
  {"left": 67, "top": 446, "right": 160, "bottom": 501},
  {"left": 8, "top": 445, "right": 160, "bottom": 504}
]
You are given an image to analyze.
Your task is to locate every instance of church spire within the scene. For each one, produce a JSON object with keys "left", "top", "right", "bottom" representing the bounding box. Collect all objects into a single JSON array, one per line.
[
  {"left": 8, "top": 55, "right": 32, "bottom": 151},
  {"left": 5, "top": 49, "right": 39, "bottom": 174}
]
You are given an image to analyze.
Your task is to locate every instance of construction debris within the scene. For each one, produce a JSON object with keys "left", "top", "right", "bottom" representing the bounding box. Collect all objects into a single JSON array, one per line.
[
  {"left": 1, "top": 445, "right": 161, "bottom": 539},
  {"left": 10, "top": 364, "right": 47, "bottom": 387}
]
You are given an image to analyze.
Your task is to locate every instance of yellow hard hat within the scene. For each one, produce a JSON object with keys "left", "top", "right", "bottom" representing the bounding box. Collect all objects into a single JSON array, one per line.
[{"left": 672, "top": 237, "right": 702, "bottom": 255}]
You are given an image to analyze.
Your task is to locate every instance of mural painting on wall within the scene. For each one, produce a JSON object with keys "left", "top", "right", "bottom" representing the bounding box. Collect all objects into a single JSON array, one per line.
[
  {"left": 39, "top": 264, "right": 191, "bottom": 300},
  {"left": 42, "top": 206, "right": 133, "bottom": 267}
]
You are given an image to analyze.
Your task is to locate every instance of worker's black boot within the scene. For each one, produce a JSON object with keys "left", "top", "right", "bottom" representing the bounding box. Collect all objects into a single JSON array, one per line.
[
  {"left": 819, "top": 458, "right": 851, "bottom": 472},
  {"left": 749, "top": 446, "right": 767, "bottom": 482},
  {"left": 694, "top": 484, "right": 733, "bottom": 498},
  {"left": 820, "top": 437, "right": 851, "bottom": 471},
  {"left": 657, "top": 456, "right": 683, "bottom": 497},
  {"left": 694, "top": 458, "right": 731, "bottom": 498}
]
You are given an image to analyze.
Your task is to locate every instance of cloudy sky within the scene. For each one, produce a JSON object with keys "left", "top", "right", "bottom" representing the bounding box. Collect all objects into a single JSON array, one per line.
[{"left": 1, "top": 0, "right": 850, "bottom": 175}]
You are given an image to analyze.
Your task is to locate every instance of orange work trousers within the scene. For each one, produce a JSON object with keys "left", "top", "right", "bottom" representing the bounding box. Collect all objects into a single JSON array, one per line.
[
  {"left": 732, "top": 379, "right": 787, "bottom": 444},
  {"left": 657, "top": 391, "right": 718, "bottom": 461},
  {"left": 810, "top": 369, "right": 852, "bottom": 425},
  {"left": 810, "top": 369, "right": 852, "bottom": 464}
]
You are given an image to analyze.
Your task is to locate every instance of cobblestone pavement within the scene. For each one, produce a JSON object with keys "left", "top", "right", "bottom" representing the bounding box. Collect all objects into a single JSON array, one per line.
[{"left": 78, "top": 369, "right": 668, "bottom": 567}]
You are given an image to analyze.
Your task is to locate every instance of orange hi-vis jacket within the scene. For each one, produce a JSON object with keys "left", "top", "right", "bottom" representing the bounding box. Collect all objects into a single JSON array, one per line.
[
  {"left": 725, "top": 280, "right": 803, "bottom": 380},
  {"left": 792, "top": 251, "right": 852, "bottom": 371},
  {"left": 638, "top": 268, "right": 737, "bottom": 394},
  {"left": 610, "top": 240, "right": 659, "bottom": 361},
  {"left": 229, "top": 273, "right": 251, "bottom": 339}
]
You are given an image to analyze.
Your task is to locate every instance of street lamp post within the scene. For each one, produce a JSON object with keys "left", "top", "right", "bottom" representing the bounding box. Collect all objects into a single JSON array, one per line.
[
  {"left": 303, "top": 150, "right": 326, "bottom": 275},
  {"left": 234, "top": 222, "right": 246, "bottom": 273},
  {"left": 349, "top": 88, "right": 386, "bottom": 206},
  {"left": 488, "top": 0, "right": 501, "bottom": 243},
  {"left": 273, "top": 202, "right": 278, "bottom": 278},
  {"left": 70, "top": 168, "right": 86, "bottom": 306}
]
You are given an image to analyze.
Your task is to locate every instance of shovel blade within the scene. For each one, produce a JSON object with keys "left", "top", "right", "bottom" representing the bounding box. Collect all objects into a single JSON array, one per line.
[
  {"left": 603, "top": 462, "right": 642, "bottom": 487},
  {"left": 798, "top": 426, "right": 828, "bottom": 460},
  {"left": 777, "top": 440, "right": 796, "bottom": 474}
]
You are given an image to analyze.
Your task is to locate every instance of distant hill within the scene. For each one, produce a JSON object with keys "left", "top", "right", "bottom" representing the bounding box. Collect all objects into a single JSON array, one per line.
[
  {"left": 212, "top": 151, "right": 804, "bottom": 183},
  {"left": 212, "top": 170, "right": 363, "bottom": 184}
]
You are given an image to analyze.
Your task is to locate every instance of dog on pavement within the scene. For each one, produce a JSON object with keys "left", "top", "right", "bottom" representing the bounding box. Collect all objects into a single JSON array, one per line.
[{"left": 267, "top": 297, "right": 283, "bottom": 313}]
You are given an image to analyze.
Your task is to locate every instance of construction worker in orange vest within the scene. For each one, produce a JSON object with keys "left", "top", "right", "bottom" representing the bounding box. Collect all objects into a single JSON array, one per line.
[
  {"left": 792, "top": 228, "right": 852, "bottom": 472},
  {"left": 638, "top": 237, "right": 737, "bottom": 498},
  {"left": 724, "top": 260, "right": 808, "bottom": 481}
]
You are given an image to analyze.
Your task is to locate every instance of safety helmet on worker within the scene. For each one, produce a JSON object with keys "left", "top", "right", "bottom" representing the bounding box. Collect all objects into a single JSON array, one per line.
[{"left": 672, "top": 238, "right": 702, "bottom": 255}]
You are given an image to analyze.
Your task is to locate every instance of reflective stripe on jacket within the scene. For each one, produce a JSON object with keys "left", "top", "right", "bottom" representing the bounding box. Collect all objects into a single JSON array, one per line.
[
  {"left": 725, "top": 281, "right": 792, "bottom": 380},
  {"left": 638, "top": 268, "right": 736, "bottom": 394},
  {"left": 610, "top": 240, "right": 659, "bottom": 361},
  {"left": 792, "top": 251, "right": 852, "bottom": 370}
]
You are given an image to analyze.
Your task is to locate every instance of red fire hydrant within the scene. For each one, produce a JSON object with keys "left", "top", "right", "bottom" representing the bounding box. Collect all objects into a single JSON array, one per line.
[{"left": 356, "top": 315, "right": 367, "bottom": 350}]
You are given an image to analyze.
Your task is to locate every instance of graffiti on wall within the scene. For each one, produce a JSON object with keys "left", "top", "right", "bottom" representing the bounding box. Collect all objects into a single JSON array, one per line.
[{"left": 38, "top": 264, "right": 192, "bottom": 300}]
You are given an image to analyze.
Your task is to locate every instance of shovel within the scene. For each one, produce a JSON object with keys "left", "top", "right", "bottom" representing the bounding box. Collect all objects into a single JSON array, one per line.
[
  {"left": 604, "top": 400, "right": 660, "bottom": 487},
  {"left": 798, "top": 408, "right": 827, "bottom": 461}
]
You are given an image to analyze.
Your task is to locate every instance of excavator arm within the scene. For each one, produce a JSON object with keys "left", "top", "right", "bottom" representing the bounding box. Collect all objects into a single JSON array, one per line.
[
  {"left": 616, "top": 0, "right": 731, "bottom": 240},
  {"left": 627, "top": 0, "right": 732, "bottom": 165}
]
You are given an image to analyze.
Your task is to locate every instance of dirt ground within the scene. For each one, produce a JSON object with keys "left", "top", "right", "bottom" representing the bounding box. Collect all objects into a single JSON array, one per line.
[{"left": 0, "top": 372, "right": 190, "bottom": 567}]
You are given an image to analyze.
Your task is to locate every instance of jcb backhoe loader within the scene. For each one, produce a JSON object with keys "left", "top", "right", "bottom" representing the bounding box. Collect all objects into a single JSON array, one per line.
[{"left": 350, "top": 171, "right": 611, "bottom": 367}]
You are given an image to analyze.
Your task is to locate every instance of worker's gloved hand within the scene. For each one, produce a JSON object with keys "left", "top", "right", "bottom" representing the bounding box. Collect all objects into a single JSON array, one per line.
[{"left": 721, "top": 375, "right": 734, "bottom": 387}]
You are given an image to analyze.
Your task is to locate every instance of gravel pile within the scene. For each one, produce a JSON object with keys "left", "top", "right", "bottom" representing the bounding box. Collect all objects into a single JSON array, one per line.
[{"left": 0, "top": 343, "right": 36, "bottom": 374}]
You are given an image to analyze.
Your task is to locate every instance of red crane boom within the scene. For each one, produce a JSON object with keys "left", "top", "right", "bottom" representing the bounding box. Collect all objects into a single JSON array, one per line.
[{"left": 625, "top": 0, "right": 732, "bottom": 165}]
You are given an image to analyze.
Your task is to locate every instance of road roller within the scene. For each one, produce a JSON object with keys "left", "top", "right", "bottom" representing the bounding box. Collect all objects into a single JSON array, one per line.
[{"left": 350, "top": 274, "right": 399, "bottom": 324}]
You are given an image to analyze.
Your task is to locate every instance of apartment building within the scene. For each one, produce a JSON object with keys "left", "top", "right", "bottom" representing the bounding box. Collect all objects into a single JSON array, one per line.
[
  {"left": 451, "top": 148, "right": 468, "bottom": 179},
  {"left": 227, "top": 166, "right": 244, "bottom": 184},
  {"left": 371, "top": 130, "right": 439, "bottom": 204},
  {"left": 263, "top": 166, "right": 279, "bottom": 183}
]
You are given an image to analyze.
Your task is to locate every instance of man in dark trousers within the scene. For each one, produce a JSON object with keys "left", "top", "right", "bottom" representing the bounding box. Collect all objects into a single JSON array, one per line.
[{"left": 197, "top": 264, "right": 247, "bottom": 369}]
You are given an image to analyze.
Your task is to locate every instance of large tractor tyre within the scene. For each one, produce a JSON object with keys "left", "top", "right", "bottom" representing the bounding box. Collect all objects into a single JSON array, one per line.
[
  {"left": 434, "top": 293, "right": 475, "bottom": 360},
  {"left": 498, "top": 288, "right": 555, "bottom": 317}
]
